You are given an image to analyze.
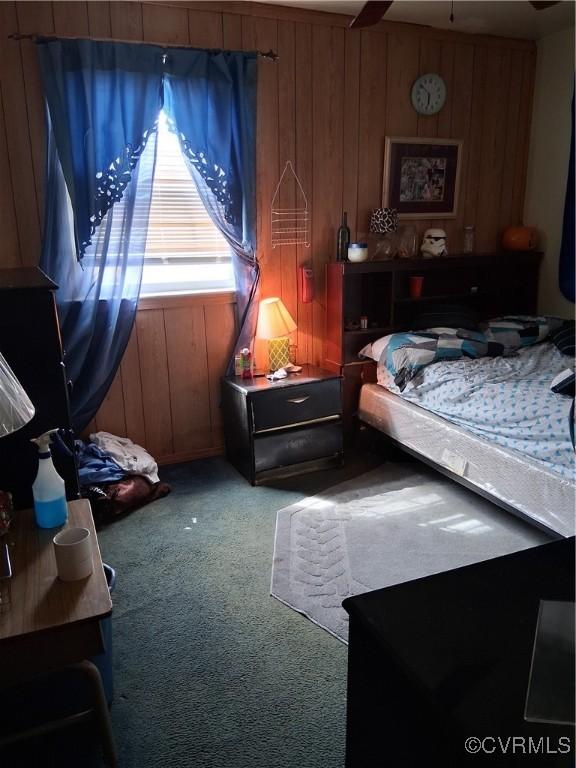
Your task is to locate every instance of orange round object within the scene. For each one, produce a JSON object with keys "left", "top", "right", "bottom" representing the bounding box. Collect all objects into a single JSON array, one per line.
[{"left": 502, "top": 225, "right": 538, "bottom": 251}]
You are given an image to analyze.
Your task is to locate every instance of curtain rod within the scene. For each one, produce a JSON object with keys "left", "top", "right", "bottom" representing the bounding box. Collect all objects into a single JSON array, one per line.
[{"left": 7, "top": 32, "right": 278, "bottom": 61}]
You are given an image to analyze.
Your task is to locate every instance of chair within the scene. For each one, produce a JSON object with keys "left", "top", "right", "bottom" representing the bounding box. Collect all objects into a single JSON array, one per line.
[{"left": 0, "top": 660, "right": 117, "bottom": 767}]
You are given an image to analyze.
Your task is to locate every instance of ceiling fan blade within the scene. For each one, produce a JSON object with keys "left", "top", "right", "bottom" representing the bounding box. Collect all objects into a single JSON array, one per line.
[
  {"left": 529, "top": 1, "right": 560, "bottom": 9},
  {"left": 349, "top": 1, "right": 393, "bottom": 29}
]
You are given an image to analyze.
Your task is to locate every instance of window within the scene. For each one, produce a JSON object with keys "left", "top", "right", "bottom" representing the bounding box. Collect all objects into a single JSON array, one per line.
[{"left": 140, "top": 111, "right": 234, "bottom": 296}]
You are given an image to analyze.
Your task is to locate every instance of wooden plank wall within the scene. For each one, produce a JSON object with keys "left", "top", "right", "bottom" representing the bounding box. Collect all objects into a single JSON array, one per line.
[
  {"left": 0, "top": 1, "right": 536, "bottom": 464},
  {"left": 86, "top": 292, "right": 236, "bottom": 465}
]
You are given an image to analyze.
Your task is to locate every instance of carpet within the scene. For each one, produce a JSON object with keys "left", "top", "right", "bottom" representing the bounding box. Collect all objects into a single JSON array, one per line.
[
  {"left": 93, "top": 452, "right": 381, "bottom": 768},
  {"left": 270, "top": 463, "right": 549, "bottom": 643}
]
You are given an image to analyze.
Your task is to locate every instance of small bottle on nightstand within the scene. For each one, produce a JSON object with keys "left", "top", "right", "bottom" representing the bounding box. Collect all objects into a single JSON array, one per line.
[{"left": 241, "top": 348, "right": 252, "bottom": 379}]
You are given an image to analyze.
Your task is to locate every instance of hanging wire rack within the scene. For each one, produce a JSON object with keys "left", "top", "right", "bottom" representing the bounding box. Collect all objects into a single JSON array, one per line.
[{"left": 271, "top": 161, "right": 310, "bottom": 248}]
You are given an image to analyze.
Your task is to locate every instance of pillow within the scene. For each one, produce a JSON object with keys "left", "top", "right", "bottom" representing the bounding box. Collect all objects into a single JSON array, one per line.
[
  {"left": 359, "top": 334, "right": 394, "bottom": 362},
  {"left": 411, "top": 304, "right": 480, "bottom": 332},
  {"left": 549, "top": 320, "right": 575, "bottom": 357},
  {"left": 551, "top": 368, "right": 575, "bottom": 397}
]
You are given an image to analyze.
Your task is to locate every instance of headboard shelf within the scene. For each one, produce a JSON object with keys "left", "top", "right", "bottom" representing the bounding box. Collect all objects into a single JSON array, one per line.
[
  {"left": 335, "top": 251, "right": 540, "bottom": 274},
  {"left": 393, "top": 291, "right": 489, "bottom": 305},
  {"left": 326, "top": 250, "right": 542, "bottom": 368},
  {"left": 324, "top": 251, "right": 542, "bottom": 436}
]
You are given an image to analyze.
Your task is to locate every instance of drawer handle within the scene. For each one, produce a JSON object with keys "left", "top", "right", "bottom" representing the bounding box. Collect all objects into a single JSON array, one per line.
[{"left": 287, "top": 396, "right": 309, "bottom": 404}]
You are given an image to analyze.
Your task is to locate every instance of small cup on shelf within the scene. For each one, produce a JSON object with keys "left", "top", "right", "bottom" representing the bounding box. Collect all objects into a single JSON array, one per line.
[{"left": 409, "top": 275, "right": 424, "bottom": 299}]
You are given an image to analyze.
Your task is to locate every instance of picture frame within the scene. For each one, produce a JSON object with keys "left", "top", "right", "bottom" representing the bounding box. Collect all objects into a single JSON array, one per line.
[{"left": 382, "top": 137, "right": 463, "bottom": 219}]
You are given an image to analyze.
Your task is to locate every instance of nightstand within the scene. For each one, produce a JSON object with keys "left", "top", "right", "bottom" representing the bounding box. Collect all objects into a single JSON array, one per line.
[{"left": 221, "top": 365, "right": 343, "bottom": 485}]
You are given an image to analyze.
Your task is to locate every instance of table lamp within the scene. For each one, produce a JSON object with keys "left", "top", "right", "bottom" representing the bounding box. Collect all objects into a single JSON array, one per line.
[
  {"left": 0, "top": 352, "right": 34, "bottom": 438},
  {"left": 0, "top": 351, "right": 35, "bottom": 534},
  {"left": 256, "top": 297, "right": 297, "bottom": 371}
]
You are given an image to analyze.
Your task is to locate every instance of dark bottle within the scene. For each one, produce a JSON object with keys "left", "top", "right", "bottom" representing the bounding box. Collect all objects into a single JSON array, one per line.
[{"left": 336, "top": 212, "right": 350, "bottom": 261}]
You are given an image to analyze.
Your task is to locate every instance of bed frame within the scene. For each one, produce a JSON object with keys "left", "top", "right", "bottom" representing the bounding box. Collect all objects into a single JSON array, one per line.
[
  {"left": 369, "top": 428, "right": 561, "bottom": 539},
  {"left": 322, "top": 250, "right": 576, "bottom": 537},
  {"left": 358, "top": 384, "right": 574, "bottom": 540}
]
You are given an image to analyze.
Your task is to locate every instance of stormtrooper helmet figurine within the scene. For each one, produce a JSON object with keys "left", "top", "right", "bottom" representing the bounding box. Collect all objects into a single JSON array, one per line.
[{"left": 420, "top": 228, "right": 447, "bottom": 258}]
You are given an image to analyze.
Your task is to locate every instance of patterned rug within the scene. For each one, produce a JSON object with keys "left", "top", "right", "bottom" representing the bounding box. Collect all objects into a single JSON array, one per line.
[{"left": 270, "top": 463, "right": 548, "bottom": 643}]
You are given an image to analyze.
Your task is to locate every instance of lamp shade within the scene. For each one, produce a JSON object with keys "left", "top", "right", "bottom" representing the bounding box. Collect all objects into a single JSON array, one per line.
[
  {"left": 0, "top": 352, "right": 35, "bottom": 438},
  {"left": 256, "top": 297, "right": 297, "bottom": 340}
]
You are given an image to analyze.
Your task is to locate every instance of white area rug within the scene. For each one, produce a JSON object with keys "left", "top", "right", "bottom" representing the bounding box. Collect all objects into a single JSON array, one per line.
[{"left": 270, "top": 463, "right": 549, "bottom": 643}]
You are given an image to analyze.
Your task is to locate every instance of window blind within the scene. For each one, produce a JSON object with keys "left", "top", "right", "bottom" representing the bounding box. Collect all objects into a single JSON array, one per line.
[
  {"left": 136, "top": 112, "right": 234, "bottom": 295},
  {"left": 145, "top": 113, "right": 231, "bottom": 266}
]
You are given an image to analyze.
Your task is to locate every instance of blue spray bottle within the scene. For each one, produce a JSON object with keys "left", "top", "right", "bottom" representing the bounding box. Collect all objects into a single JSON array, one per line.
[{"left": 31, "top": 429, "right": 68, "bottom": 528}]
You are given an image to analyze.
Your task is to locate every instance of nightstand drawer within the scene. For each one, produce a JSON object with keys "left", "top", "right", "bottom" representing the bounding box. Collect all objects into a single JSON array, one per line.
[
  {"left": 254, "top": 422, "right": 342, "bottom": 473},
  {"left": 251, "top": 379, "right": 341, "bottom": 433}
]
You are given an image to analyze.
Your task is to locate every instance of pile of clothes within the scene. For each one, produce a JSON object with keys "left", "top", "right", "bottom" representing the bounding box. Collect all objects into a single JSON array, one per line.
[{"left": 76, "top": 432, "right": 171, "bottom": 518}]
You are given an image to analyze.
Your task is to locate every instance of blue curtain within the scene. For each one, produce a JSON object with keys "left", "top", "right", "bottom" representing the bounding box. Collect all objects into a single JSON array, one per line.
[
  {"left": 38, "top": 38, "right": 259, "bottom": 431},
  {"left": 38, "top": 39, "right": 163, "bottom": 433},
  {"left": 42, "top": 116, "right": 157, "bottom": 432},
  {"left": 559, "top": 90, "right": 574, "bottom": 304},
  {"left": 38, "top": 40, "right": 164, "bottom": 259},
  {"left": 163, "top": 48, "right": 259, "bottom": 368}
]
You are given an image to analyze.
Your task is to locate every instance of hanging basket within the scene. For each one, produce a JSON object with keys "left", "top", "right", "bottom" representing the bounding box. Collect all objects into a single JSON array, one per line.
[{"left": 271, "top": 161, "right": 310, "bottom": 248}]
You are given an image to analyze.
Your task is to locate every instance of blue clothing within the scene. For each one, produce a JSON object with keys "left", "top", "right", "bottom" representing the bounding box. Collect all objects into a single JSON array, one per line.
[{"left": 76, "top": 441, "right": 125, "bottom": 486}]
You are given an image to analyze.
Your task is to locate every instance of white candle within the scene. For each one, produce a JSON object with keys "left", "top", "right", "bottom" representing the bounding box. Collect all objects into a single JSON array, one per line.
[{"left": 348, "top": 243, "right": 368, "bottom": 262}]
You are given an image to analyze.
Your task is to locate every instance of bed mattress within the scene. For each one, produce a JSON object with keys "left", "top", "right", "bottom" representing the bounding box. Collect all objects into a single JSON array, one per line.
[
  {"left": 359, "top": 384, "right": 575, "bottom": 537},
  {"left": 377, "top": 342, "right": 575, "bottom": 481}
]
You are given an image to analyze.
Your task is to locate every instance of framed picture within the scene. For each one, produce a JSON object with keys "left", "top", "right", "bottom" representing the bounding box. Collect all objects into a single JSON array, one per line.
[{"left": 382, "top": 137, "right": 463, "bottom": 219}]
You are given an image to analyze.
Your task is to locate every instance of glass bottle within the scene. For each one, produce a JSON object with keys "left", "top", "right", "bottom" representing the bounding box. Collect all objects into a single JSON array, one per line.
[
  {"left": 463, "top": 225, "right": 475, "bottom": 254},
  {"left": 336, "top": 212, "right": 350, "bottom": 262}
]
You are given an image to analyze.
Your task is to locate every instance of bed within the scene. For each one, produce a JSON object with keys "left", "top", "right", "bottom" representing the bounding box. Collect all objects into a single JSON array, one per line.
[{"left": 358, "top": 318, "right": 575, "bottom": 538}]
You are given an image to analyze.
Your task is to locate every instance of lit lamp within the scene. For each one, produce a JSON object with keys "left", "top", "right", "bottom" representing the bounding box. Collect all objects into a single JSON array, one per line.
[
  {"left": 0, "top": 351, "right": 35, "bottom": 534},
  {"left": 256, "top": 297, "right": 297, "bottom": 371}
]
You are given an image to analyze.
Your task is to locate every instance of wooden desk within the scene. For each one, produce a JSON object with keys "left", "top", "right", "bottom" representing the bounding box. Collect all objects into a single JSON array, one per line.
[{"left": 0, "top": 499, "right": 112, "bottom": 686}]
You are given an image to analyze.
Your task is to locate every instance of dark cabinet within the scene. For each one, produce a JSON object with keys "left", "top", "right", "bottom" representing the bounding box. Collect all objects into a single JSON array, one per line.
[
  {"left": 0, "top": 267, "right": 79, "bottom": 509},
  {"left": 343, "top": 539, "right": 574, "bottom": 767},
  {"left": 222, "top": 365, "right": 343, "bottom": 485}
]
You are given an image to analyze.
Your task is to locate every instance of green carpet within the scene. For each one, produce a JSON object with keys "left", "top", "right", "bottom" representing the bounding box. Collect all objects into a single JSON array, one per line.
[{"left": 98, "top": 452, "right": 382, "bottom": 768}]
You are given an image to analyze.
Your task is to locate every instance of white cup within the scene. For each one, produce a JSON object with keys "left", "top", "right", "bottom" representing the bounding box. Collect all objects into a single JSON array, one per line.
[{"left": 53, "top": 527, "right": 93, "bottom": 582}]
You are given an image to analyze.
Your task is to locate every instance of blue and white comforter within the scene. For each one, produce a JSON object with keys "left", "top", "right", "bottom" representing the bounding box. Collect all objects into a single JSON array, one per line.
[
  {"left": 377, "top": 341, "right": 575, "bottom": 481},
  {"left": 385, "top": 317, "right": 559, "bottom": 391}
]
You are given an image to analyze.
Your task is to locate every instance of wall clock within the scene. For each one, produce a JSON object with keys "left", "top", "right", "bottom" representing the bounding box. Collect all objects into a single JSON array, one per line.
[{"left": 411, "top": 73, "right": 446, "bottom": 116}]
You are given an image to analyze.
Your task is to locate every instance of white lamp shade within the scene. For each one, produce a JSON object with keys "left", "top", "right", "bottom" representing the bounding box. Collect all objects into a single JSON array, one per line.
[
  {"left": 256, "top": 297, "right": 297, "bottom": 340},
  {"left": 0, "top": 352, "right": 35, "bottom": 438}
]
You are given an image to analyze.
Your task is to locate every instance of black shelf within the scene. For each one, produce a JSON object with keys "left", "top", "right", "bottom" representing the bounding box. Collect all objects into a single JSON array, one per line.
[
  {"left": 339, "top": 251, "right": 539, "bottom": 274},
  {"left": 344, "top": 326, "right": 390, "bottom": 335},
  {"left": 394, "top": 291, "right": 488, "bottom": 304}
]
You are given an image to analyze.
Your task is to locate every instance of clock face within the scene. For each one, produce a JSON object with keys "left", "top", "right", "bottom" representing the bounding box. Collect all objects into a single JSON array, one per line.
[{"left": 411, "top": 74, "right": 446, "bottom": 116}]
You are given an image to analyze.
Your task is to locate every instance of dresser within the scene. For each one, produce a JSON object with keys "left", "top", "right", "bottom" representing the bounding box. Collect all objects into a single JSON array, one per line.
[
  {"left": 221, "top": 366, "right": 343, "bottom": 484},
  {"left": 0, "top": 267, "right": 79, "bottom": 509},
  {"left": 343, "top": 538, "right": 574, "bottom": 767}
]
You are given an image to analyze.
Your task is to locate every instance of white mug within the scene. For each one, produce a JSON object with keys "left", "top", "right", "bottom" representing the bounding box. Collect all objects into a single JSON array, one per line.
[{"left": 53, "top": 527, "right": 93, "bottom": 581}]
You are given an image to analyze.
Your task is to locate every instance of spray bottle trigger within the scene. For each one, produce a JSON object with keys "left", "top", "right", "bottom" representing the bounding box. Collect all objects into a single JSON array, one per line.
[{"left": 30, "top": 428, "right": 60, "bottom": 451}]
